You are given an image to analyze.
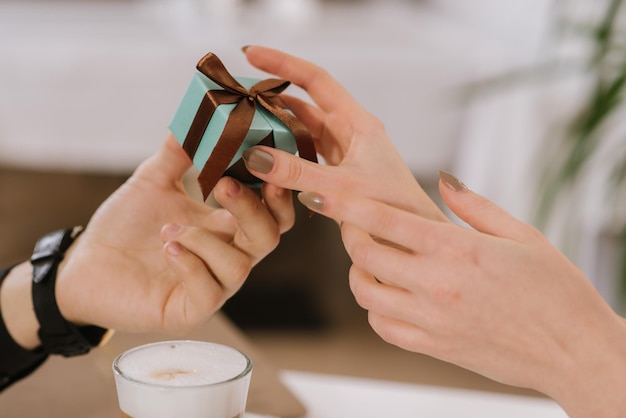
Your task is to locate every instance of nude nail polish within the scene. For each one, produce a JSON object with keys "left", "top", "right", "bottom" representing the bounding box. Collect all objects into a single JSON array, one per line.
[
  {"left": 226, "top": 177, "right": 241, "bottom": 197},
  {"left": 162, "top": 223, "right": 183, "bottom": 239},
  {"left": 439, "top": 170, "right": 468, "bottom": 191},
  {"left": 164, "top": 241, "right": 184, "bottom": 256},
  {"left": 242, "top": 148, "right": 274, "bottom": 174},
  {"left": 297, "top": 192, "right": 324, "bottom": 212}
]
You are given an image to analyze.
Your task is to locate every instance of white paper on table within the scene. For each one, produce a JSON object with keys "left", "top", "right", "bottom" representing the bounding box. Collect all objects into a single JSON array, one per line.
[{"left": 279, "top": 371, "right": 568, "bottom": 418}]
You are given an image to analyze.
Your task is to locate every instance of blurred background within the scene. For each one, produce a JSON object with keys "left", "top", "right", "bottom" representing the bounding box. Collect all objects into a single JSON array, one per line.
[{"left": 1, "top": 0, "right": 625, "bottom": 398}]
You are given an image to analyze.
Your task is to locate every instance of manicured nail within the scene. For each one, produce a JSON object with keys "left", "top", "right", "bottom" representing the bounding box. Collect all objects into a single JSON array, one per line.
[
  {"left": 162, "top": 223, "right": 183, "bottom": 239},
  {"left": 226, "top": 177, "right": 241, "bottom": 197},
  {"left": 439, "top": 170, "right": 468, "bottom": 191},
  {"left": 164, "top": 241, "right": 184, "bottom": 256},
  {"left": 297, "top": 192, "right": 324, "bottom": 212},
  {"left": 241, "top": 45, "right": 251, "bottom": 53},
  {"left": 242, "top": 148, "right": 274, "bottom": 174}
]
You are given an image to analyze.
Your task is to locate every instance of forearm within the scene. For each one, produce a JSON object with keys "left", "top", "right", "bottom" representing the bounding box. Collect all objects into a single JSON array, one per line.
[
  {"left": 0, "top": 263, "right": 48, "bottom": 391},
  {"left": 0, "top": 262, "right": 40, "bottom": 349}
]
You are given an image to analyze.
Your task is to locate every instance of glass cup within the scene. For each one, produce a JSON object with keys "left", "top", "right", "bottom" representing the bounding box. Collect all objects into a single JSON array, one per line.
[{"left": 112, "top": 340, "right": 252, "bottom": 418}]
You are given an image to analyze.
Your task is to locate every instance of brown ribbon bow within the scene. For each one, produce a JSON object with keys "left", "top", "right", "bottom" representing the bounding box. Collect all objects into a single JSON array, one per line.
[{"left": 182, "top": 52, "right": 318, "bottom": 200}]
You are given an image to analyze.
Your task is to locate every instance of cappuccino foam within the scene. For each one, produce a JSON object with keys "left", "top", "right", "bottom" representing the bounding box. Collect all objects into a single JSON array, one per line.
[
  {"left": 113, "top": 341, "right": 252, "bottom": 418},
  {"left": 116, "top": 341, "right": 248, "bottom": 386}
]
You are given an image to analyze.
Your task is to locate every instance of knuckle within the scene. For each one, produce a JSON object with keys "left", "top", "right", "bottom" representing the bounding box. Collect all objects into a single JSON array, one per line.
[
  {"left": 372, "top": 209, "right": 398, "bottom": 236},
  {"left": 279, "top": 214, "right": 296, "bottom": 234},
  {"left": 230, "top": 255, "right": 253, "bottom": 284},
  {"left": 429, "top": 282, "right": 463, "bottom": 306},
  {"left": 367, "top": 113, "right": 386, "bottom": 132},
  {"left": 354, "top": 112, "right": 386, "bottom": 136},
  {"left": 348, "top": 266, "right": 373, "bottom": 309},
  {"left": 264, "top": 228, "right": 281, "bottom": 252},
  {"left": 470, "top": 198, "right": 497, "bottom": 216},
  {"left": 367, "top": 313, "right": 398, "bottom": 345},
  {"left": 203, "top": 289, "right": 224, "bottom": 312},
  {"left": 346, "top": 239, "right": 374, "bottom": 270},
  {"left": 522, "top": 223, "right": 546, "bottom": 243},
  {"left": 304, "top": 65, "right": 330, "bottom": 90},
  {"left": 284, "top": 157, "right": 305, "bottom": 185},
  {"left": 252, "top": 225, "right": 282, "bottom": 255},
  {"left": 269, "top": 153, "right": 306, "bottom": 187}
]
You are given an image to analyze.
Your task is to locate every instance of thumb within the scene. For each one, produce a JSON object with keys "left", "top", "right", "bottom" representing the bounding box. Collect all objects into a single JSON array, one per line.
[
  {"left": 136, "top": 133, "right": 193, "bottom": 185},
  {"left": 438, "top": 170, "right": 534, "bottom": 241},
  {"left": 242, "top": 145, "right": 331, "bottom": 192}
]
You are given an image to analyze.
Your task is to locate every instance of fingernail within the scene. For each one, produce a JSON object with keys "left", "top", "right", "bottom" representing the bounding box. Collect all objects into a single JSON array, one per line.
[
  {"left": 164, "top": 241, "right": 184, "bottom": 256},
  {"left": 242, "top": 148, "right": 274, "bottom": 174},
  {"left": 162, "top": 223, "right": 183, "bottom": 239},
  {"left": 297, "top": 192, "right": 324, "bottom": 212},
  {"left": 226, "top": 177, "right": 241, "bottom": 197},
  {"left": 439, "top": 170, "right": 468, "bottom": 191},
  {"left": 241, "top": 45, "right": 251, "bottom": 53}
]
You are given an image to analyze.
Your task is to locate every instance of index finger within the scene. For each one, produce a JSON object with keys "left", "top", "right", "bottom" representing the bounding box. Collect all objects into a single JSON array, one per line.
[
  {"left": 298, "top": 190, "right": 459, "bottom": 255},
  {"left": 244, "top": 46, "right": 364, "bottom": 118}
]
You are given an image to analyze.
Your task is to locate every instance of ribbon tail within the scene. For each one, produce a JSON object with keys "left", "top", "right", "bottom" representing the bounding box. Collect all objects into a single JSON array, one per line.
[
  {"left": 182, "top": 92, "right": 219, "bottom": 159},
  {"left": 289, "top": 120, "right": 318, "bottom": 164},
  {"left": 258, "top": 96, "right": 318, "bottom": 164},
  {"left": 197, "top": 99, "right": 256, "bottom": 200}
]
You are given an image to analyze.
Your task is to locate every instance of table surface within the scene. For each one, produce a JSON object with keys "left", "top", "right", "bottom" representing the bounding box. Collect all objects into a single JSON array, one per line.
[{"left": 0, "top": 313, "right": 569, "bottom": 418}]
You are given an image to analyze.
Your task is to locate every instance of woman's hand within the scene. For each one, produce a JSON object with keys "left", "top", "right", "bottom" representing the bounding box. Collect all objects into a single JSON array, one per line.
[
  {"left": 296, "top": 172, "right": 626, "bottom": 418},
  {"left": 242, "top": 46, "right": 447, "bottom": 222},
  {"left": 55, "top": 133, "right": 294, "bottom": 335}
]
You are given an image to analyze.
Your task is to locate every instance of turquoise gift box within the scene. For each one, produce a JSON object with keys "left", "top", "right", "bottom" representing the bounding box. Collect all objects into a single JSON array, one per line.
[{"left": 168, "top": 72, "right": 298, "bottom": 189}]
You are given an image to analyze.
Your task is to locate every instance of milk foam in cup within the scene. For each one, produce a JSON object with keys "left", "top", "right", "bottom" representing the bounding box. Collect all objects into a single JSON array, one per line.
[{"left": 112, "top": 340, "right": 252, "bottom": 418}]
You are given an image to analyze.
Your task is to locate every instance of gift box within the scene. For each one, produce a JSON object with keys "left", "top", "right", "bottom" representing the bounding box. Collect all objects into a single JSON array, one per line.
[{"left": 169, "top": 53, "right": 317, "bottom": 200}]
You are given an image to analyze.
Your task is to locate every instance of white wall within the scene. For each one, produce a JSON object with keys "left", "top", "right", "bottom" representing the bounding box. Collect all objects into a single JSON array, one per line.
[{"left": 0, "top": 0, "right": 479, "bottom": 178}]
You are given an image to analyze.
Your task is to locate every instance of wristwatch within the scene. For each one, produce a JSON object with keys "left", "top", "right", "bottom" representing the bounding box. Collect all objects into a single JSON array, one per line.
[{"left": 31, "top": 227, "right": 113, "bottom": 357}]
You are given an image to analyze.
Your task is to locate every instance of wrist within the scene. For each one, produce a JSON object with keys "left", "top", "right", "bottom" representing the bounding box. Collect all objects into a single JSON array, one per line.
[
  {"left": 54, "top": 236, "right": 87, "bottom": 326},
  {"left": 545, "top": 312, "right": 626, "bottom": 418},
  {"left": 30, "top": 227, "right": 112, "bottom": 357}
]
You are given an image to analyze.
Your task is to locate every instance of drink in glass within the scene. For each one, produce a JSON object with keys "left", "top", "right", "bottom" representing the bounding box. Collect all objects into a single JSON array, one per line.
[{"left": 112, "top": 340, "right": 252, "bottom": 418}]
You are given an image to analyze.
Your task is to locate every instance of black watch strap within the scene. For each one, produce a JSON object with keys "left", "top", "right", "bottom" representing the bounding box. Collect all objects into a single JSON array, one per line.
[
  {"left": 31, "top": 227, "right": 109, "bottom": 357},
  {"left": 0, "top": 264, "right": 48, "bottom": 391}
]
